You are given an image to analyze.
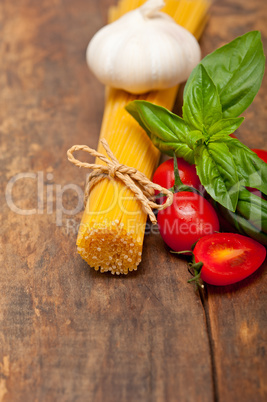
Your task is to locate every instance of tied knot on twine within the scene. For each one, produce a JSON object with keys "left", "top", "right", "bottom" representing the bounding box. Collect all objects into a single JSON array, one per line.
[{"left": 67, "top": 139, "right": 173, "bottom": 224}]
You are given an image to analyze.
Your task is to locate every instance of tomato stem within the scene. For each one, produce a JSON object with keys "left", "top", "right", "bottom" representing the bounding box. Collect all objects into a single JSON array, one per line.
[
  {"left": 173, "top": 152, "right": 183, "bottom": 192},
  {"left": 171, "top": 250, "right": 193, "bottom": 255},
  {"left": 171, "top": 248, "right": 204, "bottom": 288},
  {"left": 172, "top": 152, "right": 203, "bottom": 196},
  {"left": 188, "top": 261, "right": 204, "bottom": 289}
]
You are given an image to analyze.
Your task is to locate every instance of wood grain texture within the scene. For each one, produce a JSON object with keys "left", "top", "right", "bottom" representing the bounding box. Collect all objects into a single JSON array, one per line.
[
  {"left": 0, "top": 0, "right": 266, "bottom": 401},
  {"left": 199, "top": 1, "right": 267, "bottom": 401}
]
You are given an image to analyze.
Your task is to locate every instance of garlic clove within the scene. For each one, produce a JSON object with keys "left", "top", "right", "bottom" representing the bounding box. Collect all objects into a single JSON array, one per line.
[{"left": 86, "top": 0, "right": 201, "bottom": 94}]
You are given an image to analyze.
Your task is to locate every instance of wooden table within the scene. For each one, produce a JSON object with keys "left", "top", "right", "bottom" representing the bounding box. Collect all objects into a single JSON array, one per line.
[{"left": 1, "top": 0, "right": 266, "bottom": 401}]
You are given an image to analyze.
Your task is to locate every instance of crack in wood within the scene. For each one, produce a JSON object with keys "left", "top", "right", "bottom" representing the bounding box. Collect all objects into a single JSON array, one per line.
[{"left": 199, "top": 288, "right": 219, "bottom": 402}]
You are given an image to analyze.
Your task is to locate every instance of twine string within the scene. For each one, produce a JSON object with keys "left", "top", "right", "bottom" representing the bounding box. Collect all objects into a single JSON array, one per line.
[{"left": 67, "top": 139, "right": 173, "bottom": 224}]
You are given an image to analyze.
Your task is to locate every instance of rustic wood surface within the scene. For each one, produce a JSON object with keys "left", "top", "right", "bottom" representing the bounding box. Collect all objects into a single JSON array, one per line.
[{"left": 0, "top": 0, "right": 266, "bottom": 401}]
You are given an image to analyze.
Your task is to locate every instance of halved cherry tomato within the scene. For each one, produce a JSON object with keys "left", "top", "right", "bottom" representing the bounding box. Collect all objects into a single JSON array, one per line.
[
  {"left": 193, "top": 233, "right": 266, "bottom": 286},
  {"left": 157, "top": 191, "right": 220, "bottom": 252},
  {"left": 153, "top": 158, "right": 201, "bottom": 191}
]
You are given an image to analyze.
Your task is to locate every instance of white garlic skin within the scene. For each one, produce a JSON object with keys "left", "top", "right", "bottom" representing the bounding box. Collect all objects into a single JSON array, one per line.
[{"left": 86, "top": 0, "right": 201, "bottom": 94}]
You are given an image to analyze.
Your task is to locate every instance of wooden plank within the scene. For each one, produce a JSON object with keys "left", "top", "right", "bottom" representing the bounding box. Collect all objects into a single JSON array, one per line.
[
  {"left": 0, "top": 1, "right": 214, "bottom": 401},
  {"left": 1, "top": 0, "right": 267, "bottom": 400},
  {"left": 202, "top": 0, "right": 267, "bottom": 400}
]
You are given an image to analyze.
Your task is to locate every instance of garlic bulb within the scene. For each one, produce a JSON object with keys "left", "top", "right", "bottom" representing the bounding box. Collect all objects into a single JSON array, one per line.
[{"left": 86, "top": 0, "right": 201, "bottom": 94}]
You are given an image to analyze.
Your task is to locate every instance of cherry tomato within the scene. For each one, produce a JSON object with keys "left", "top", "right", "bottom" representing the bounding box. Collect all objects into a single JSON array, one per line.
[
  {"left": 247, "top": 149, "right": 267, "bottom": 198},
  {"left": 153, "top": 158, "right": 201, "bottom": 191},
  {"left": 157, "top": 191, "right": 220, "bottom": 252},
  {"left": 247, "top": 188, "right": 264, "bottom": 199},
  {"left": 252, "top": 148, "right": 267, "bottom": 163},
  {"left": 193, "top": 233, "right": 266, "bottom": 286}
]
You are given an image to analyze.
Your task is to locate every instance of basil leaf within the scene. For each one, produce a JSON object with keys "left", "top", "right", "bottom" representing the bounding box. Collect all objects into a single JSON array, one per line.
[
  {"left": 126, "top": 101, "right": 183, "bottom": 142},
  {"left": 195, "top": 142, "right": 239, "bottom": 211},
  {"left": 208, "top": 117, "right": 244, "bottom": 137},
  {"left": 236, "top": 188, "right": 267, "bottom": 233},
  {"left": 184, "top": 31, "right": 265, "bottom": 118},
  {"left": 126, "top": 100, "right": 199, "bottom": 163},
  {"left": 214, "top": 137, "right": 267, "bottom": 194},
  {"left": 183, "top": 64, "right": 222, "bottom": 132},
  {"left": 217, "top": 202, "right": 267, "bottom": 246},
  {"left": 148, "top": 134, "right": 192, "bottom": 160}
]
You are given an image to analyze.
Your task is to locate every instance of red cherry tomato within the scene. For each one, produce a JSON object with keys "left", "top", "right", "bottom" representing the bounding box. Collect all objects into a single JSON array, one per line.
[
  {"left": 247, "top": 188, "right": 264, "bottom": 199},
  {"left": 157, "top": 191, "right": 220, "bottom": 252},
  {"left": 153, "top": 158, "right": 201, "bottom": 190},
  {"left": 252, "top": 148, "right": 267, "bottom": 163},
  {"left": 247, "top": 149, "right": 267, "bottom": 198},
  {"left": 193, "top": 233, "right": 266, "bottom": 286}
]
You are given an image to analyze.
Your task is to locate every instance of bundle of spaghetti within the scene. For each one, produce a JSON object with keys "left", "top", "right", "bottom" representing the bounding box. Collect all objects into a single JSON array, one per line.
[{"left": 76, "top": 0, "right": 211, "bottom": 274}]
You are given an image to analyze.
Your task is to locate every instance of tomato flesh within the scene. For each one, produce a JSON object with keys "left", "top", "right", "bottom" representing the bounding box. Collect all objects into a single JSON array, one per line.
[
  {"left": 157, "top": 192, "right": 220, "bottom": 252},
  {"left": 193, "top": 233, "right": 266, "bottom": 286}
]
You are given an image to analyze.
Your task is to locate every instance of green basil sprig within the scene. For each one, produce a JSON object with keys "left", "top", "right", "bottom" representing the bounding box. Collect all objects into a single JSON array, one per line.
[
  {"left": 125, "top": 31, "right": 266, "bottom": 212},
  {"left": 184, "top": 31, "right": 265, "bottom": 119}
]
